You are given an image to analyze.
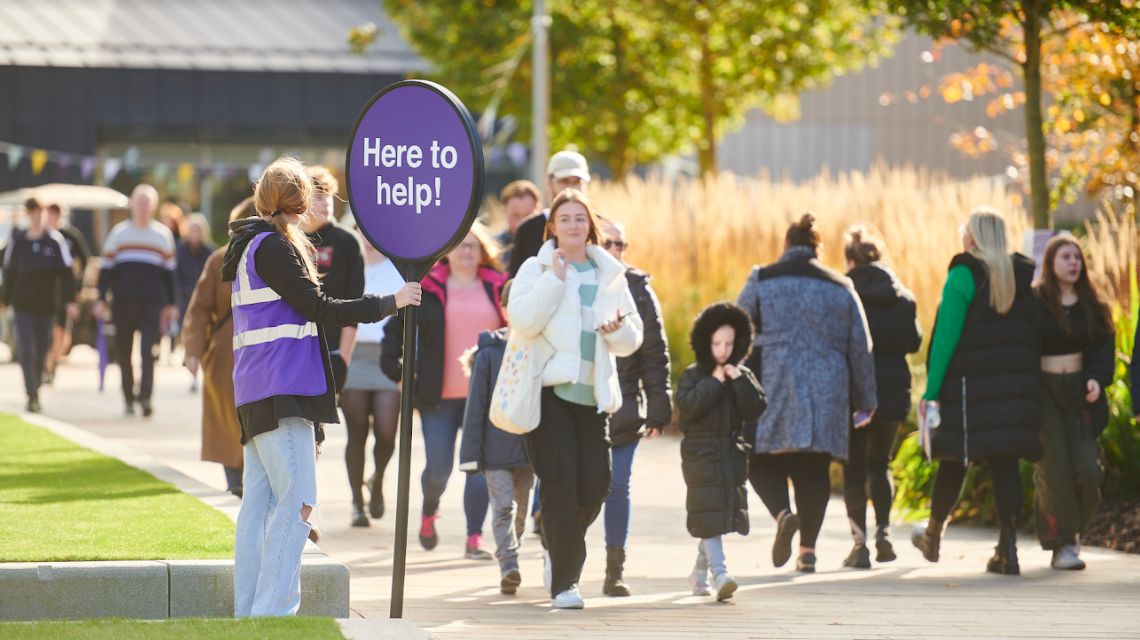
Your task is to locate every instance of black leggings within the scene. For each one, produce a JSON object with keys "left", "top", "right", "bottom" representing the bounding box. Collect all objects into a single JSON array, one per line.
[
  {"left": 341, "top": 388, "right": 400, "bottom": 506},
  {"left": 931, "top": 456, "right": 1022, "bottom": 527},
  {"left": 749, "top": 452, "right": 832, "bottom": 548},
  {"left": 843, "top": 420, "right": 900, "bottom": 537}
]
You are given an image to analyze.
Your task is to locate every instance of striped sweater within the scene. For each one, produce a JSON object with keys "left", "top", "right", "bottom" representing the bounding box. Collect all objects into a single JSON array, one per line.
[{"left": 97, "top": 219, "right": 176, "bottom": 305}]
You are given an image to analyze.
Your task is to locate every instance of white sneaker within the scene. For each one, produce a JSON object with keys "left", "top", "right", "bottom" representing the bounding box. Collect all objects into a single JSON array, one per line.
[
  {"left": 1051, "top": 545, "right": 1086, "bottom": 570},
  {"left": 690, "top": 568, "right": 710, "bottom": 596},
  {"left": 711, "top": 572, "right": 738, "bottom": 602},
  {"left": 543, "top": 549, "right": 552, "bottom": 592},
  {"left": 551, "top": 584, "right": 584, "bottom": 609}
]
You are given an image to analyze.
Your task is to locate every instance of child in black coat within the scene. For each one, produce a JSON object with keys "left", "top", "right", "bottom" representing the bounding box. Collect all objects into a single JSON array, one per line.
[{"left": 677, "top": 302, "right": 766, "bottom": 601}]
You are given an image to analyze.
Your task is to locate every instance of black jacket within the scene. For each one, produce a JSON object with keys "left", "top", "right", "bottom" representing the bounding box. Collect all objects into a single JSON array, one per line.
[
  {"left": 848, "top": 263, "right": 922, "bottom": 422},
  {"left": 221, "top": 218, "right": 395, "bottom": 443},
  {"left": 507, "top": 212, "right": 546, "bottom": 278},
  {"left": 380, "top": 266, "right": 505, "bottom": 410},
  {"left": 458, "top": 329, "right": 531, "bottom": 472},
  {"left": 677, "top": 302, "right": 766, "bottom": 539},
  {"left": 611, "top": 268, "right": 673, "bottom": 446},
  {"left": 929, "top": 252, "right": 1040, "bottom": 462}
]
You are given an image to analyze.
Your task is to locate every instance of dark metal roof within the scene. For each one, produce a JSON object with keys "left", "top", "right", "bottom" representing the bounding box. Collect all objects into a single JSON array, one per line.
[{"left": 0, "top": 0, "right": 424, "bottom": 74}]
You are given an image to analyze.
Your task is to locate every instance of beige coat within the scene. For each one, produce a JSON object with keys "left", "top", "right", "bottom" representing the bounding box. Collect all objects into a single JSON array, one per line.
[{"left": 182, "top": 248, "right": 242, "bottom": 468}]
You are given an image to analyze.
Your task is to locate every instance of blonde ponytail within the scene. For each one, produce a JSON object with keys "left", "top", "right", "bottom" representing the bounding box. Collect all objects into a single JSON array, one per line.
[
  {"left": 253, "top": 156, "right": 320, "bottom": 283},
  {"left": 966, "top": 207, "right": 1014, "bottom": 314}
]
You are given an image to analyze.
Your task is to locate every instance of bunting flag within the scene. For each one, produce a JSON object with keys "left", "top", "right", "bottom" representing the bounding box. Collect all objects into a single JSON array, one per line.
[
  {"left": 7, "top": 145, "right": 23, "bottom": 171},
  {"left": 104, "top": 157, "right": 123, "bottom": 183},
  {"left": 177, "top": 163, "right": 195, "bottom": 185},
  {"left": 152, "top": 162, "right": 171, "bottom": 183},
  {"left": 31, "top": 149, "right": 49, "bottom": 176},
  {"left": 80, "top": 156, "right": 97, "bottom": 181}
]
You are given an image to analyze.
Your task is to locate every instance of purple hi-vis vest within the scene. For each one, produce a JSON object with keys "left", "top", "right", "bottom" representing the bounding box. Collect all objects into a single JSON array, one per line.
[{"left": 231, "top": 232, "right": 327, "bottom": 407}]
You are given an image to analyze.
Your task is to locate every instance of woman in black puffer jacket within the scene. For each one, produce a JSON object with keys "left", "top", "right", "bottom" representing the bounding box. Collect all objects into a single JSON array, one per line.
[
  {"left": 677, "top": 302, "right": 766, "bottom": 601},
  {"left": 841, "top": 226, "right": 922, "bottom": 569}
]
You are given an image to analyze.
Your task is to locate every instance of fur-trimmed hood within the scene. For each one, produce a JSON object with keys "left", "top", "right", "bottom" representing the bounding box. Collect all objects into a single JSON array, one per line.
[{"left": 690, "top": 302, "right": 754, "bottom": 374}]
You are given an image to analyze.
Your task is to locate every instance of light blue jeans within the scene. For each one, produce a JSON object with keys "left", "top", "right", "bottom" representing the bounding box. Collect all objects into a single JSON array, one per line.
[
  {"left": 234, "top": 417, "right": 318, "bottom": 617},
  {"left": 697, "top": 536, "right": 726, "bottom": 578}
]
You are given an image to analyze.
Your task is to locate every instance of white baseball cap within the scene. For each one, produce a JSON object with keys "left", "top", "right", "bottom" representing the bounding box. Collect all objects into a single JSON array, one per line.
[{"left": 546, "top": 150, "right": 591, "bottom": 181}]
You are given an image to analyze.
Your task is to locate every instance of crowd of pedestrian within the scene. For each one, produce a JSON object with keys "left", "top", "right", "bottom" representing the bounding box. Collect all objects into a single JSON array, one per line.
[{"left": 4, "top": 147, "right": 1138, "bottom": 618}]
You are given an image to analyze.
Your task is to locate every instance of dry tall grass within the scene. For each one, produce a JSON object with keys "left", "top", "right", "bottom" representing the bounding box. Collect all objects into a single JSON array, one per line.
[{"left": 588, "top": 166, "right": 1029, "bottom": 375}]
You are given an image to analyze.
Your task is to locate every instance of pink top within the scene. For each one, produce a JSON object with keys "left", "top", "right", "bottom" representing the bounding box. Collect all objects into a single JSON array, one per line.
[{"left": 442, "top": 283, "right": 503, "bottom": 399}]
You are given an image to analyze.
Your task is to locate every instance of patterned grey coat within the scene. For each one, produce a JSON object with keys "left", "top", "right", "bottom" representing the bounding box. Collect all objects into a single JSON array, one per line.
[{"left": 736, "top": 246, "right": 877, "bottom": 460}]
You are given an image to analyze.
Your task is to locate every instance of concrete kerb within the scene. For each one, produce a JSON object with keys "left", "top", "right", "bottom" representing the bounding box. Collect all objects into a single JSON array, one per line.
[{"left": 3, "top": 412, "right": 350, "bottom": 620}]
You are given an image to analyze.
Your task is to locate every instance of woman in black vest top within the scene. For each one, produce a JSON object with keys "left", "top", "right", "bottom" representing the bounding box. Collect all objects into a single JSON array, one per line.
[
  {"left": 912, "top": 208, "right": 1040, "bottom": 576},
  {"left": 1032, "top": 235, "right": 1113, "bottom": 570}
]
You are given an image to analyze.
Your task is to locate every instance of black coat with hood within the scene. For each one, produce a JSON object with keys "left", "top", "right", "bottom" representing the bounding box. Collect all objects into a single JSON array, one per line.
[
  {"left": 221, "top": 218, "right": 395, "bottom": 444},
  {"left": 848, "top": 262, "right": 922, "bottom": 423},
  {"left": 611, "top": 268, "right": 673, "bottom": 447},
  {"left": 458, "top": 328, "right": 531, "bottom": 472},
  {"left": 677, "top": 302, "right": 767, "bottom": 540}
]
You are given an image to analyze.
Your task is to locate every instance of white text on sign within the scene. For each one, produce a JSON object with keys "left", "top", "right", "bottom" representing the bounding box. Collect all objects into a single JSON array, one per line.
[{"left": 363, "top": 139, "right": 457, "bottom": 214}]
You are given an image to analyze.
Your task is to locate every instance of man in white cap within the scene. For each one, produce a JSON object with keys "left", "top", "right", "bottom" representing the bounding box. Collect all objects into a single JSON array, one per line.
[{"left": 507, "top": 149, "right": 591, "bottom": 277}]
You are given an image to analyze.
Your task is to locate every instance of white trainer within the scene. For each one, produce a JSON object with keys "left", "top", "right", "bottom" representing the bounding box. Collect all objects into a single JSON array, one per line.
[
  {"left": 552, "top": 584, "right": 585, "bottom": 609},
  {"left": 690, "top": 568, "right": 711, "bottom": 596},
  {"left": 711, "top": 572, "right": 738, "bottom": 601},
  {"left": 1051, "top": 545, "right": 1086, "bottom": 570}
]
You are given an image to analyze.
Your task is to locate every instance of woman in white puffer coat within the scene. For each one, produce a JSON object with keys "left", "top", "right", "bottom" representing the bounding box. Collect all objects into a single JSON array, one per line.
[{"left": 508, "top": 188, "right": 643, "bottom": 610}]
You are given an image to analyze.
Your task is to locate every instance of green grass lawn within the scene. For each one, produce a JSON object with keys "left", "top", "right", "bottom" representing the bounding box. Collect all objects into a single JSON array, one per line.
[
  {"left": 0, "top": 617, "right": 345, "bottom": 639},
  {"left": 0, "top": 414, "right": 234, "bottom": 562}
]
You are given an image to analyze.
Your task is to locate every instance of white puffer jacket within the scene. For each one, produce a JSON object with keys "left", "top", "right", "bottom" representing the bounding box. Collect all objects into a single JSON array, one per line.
[{"left": 509, "top": 240, "right": 644, "bottom": 415}]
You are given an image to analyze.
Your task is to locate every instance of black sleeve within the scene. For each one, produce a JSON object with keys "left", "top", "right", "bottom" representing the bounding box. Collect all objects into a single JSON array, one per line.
[
  {"left": 256, "top": 236, "right": 396, "bottom": 327},
  {"left": 729, "top": 366, "right": 767, "bottom": 422},
  {"left": 508, "top": 216, "right": 544, "bottom": 278},
  {"left": 639, "top": 282, "right": 673, "bottom": 428},
  {"left": 0, "top": 242, "right": 16, "bottom": 306},
  {"left": 344, "top": 233, "right": 366, "bottom": 313},
  {"left": 676, "top": 367, "right": 723, "bottom": 428},
  {"left": 1085, "top": 328, "right": 1115, "bottom": 391},
  {"left": 379, "top": 309, "right": 405, "bottom": 383}
]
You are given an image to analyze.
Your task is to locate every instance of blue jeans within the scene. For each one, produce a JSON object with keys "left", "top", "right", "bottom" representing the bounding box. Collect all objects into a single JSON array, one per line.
[
  {"left": 420, "top": 399, "right": 488, "bottom": 536},
  {"left": 603, "top": 440, "right": 639, "bottom": 548},
  {"left": 234, "top": 418, "right": 317, "bottom": 617}
]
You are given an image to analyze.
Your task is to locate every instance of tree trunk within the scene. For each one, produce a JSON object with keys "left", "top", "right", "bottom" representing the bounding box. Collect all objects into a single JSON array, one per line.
[
  {"left": 697, "top": 3, "right": 717, "bottom": 178},
  {"left": 609, "top": 6, "right": 631, "bottom": 181},
  {"left": 1022, "top": 2, "right": 1051, "bottom": 228}
]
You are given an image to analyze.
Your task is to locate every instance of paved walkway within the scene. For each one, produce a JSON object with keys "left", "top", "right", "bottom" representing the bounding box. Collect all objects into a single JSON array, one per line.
[{"left": 5, "top": 348, "right": 1138, "bottom": 638}]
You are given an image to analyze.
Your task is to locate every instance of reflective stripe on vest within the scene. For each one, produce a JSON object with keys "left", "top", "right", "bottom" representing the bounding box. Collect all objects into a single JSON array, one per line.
[
  {"left": 231, "top": 232, "right": 316, "bottom": 352},
  {"left": 233, "top": 322, "right": 318, "bottom": 350}
]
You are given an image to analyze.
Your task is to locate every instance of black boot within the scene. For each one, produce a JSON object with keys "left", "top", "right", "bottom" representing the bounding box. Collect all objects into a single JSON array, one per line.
[
  {"left": 603, "top": 546, "right": 631, "bottom": 597},
  {"left": 986, "top": 523, "right": 1020, "bottom": 576},
  {"left": 911, "top": 518, "right": 944, "bottom": 563},
  {"left": 875, "top": 525, "right": 897, "bottom": 563}
]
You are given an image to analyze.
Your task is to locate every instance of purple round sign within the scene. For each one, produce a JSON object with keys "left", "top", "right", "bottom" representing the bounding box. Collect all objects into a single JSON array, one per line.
[{"left": 346, "top": 80, "right": 484, "bottom": 266}]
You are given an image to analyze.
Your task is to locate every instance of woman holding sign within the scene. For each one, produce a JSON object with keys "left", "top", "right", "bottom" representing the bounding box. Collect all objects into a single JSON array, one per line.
[
  {"left": 381, "top": 224, "right": 507, "bottom": 560},
  {"left": 509, "top": 189, "right": 643, "bottom": 610},
  {"left": 222, "top": 157, "right": 421, "bottom": 617}
]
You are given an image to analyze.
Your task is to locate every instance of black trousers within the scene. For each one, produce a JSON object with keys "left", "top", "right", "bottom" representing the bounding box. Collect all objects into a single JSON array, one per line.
[
  {"left": 843, "top": 420, "right": 900, "bottom": 538},
  {"left": 931, "top": 456, "right": 1022, "bottom": 528},
  {"left": 14, "top": 310, "right": 53, "bottom": 399},
  {"left": 749, "top": 451, "right": 832, "bottom": 548},
  {"left": 525, "top": 388, "right": 611, "bottom": 596},
  {"left": 113, "top": 300, "right": 162, "bottom": 403}
]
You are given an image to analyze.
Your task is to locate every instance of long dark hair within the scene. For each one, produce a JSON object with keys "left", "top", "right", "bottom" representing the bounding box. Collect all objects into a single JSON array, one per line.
[{"left": 1034, "top": 234, "right": 1112, "bottom": 337}]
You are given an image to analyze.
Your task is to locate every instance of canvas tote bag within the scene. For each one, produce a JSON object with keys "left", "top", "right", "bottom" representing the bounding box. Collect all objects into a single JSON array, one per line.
[{"left": 490, "top": 331, "right": 554, "bottom": 435}]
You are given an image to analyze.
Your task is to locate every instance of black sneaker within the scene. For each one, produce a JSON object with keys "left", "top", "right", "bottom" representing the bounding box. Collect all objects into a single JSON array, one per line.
[
  {"left": 843, "top": 544, "right": 871, "bottom": 569},
  {"left": 875, "top": 535, "right": 897, "bottom": 563},
  {"left": 369, "top": 476, "right": 385, "bottom": 520},
  {"left": 773, "top": 510, "right": 800, "bottom": 568},
  {"left": 139, "top": 399, "right": 153, "bottom": 417},
  {"left": 26, "top": 397, "right": 41, "bottom": 413},
  {"left": 796, "top": 552, "right": 817, "bottom": 573},
  {"left": 125, "top": 401, "right": 136, "bottom": 416},
  {"left": 350, "top": 504, "right": 370, "bottom": 528}
]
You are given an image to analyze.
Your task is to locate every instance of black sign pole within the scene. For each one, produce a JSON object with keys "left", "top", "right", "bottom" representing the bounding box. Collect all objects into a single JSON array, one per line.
[{"left": 390, "top": 262, "right": 420, "bottom": 619}]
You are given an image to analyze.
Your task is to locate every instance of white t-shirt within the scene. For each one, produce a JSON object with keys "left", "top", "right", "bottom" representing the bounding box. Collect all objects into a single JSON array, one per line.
[{"left": 356, "top": 257, "right": 405, "bottom": 343}]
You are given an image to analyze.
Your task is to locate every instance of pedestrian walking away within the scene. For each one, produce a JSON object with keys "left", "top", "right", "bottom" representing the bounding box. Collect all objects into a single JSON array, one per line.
[
  {"left": 94, "top": 184, "right": 178, "bottom": 418},
  {"left": 382, "top": 225, "right": 507, "bottom": 559},
  {"left": 1032, "top": 235, "right": 1113, "bottom": 570},
  {"left": 182, "top": 197, "right": 257, "bottom": 497},
  {"left": 912, "top": 208, "right": 1040, "bottom": 576},
  {"left": 508, "top": 188, "right": 643, "bottom": 609},
  {"left": 44, "top": 203, "right": 91, "bottom": 385},
  {"left": 597, "top": 218, "right": 672, "bottom": 597},
  {"left": 841, "top": 226, "right": 922, "bottom": 568},
  {"left": 737, "top": 213, "right": 877, "bottom": 573},
  {"left": 1, "top": 198, "right": 77, "bottom": 413},
  {"left": 341, "top": 227, "right": 405, "bottom": 527},
  {"left": 458, "top": 279, "right": 536, "bottom": 595},
  {"left": 221, "top": 156, "right": 420, "bottom": 617},
  {"left": 677, "top": 302, "right": 766, "bottom": 602}
]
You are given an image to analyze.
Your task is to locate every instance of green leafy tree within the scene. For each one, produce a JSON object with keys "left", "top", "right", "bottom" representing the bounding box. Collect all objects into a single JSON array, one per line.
[
  {"left": 889, "top": 0, "right": 1140, "bottom": 228},
  {"left": 358, "top": 1, "right": 897, "bottom": 178}
]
